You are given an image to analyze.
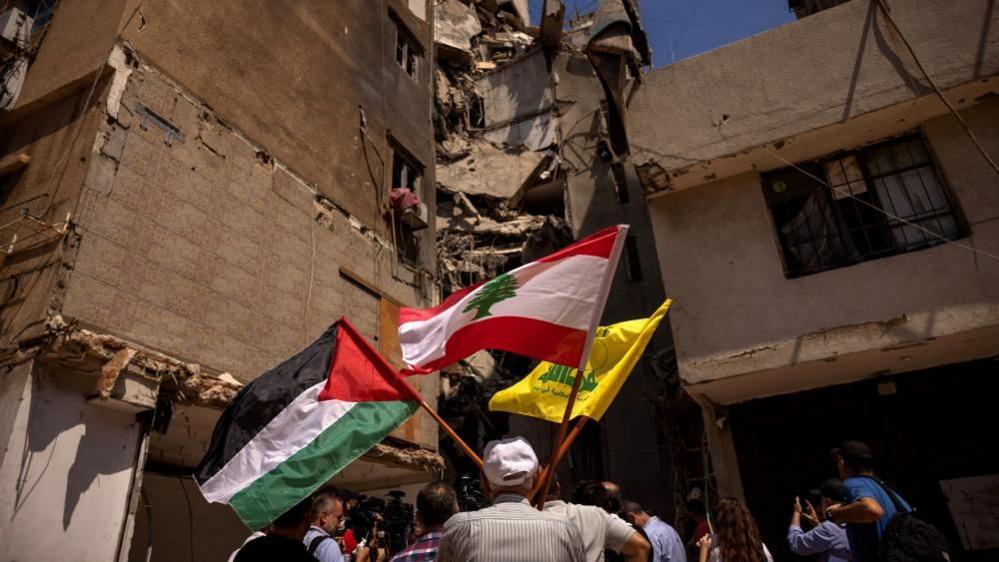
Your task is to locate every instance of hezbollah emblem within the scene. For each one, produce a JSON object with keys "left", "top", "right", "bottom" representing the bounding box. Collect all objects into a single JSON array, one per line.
[{"left": 463, "top": 273, "right": 518, "bottom": 320}]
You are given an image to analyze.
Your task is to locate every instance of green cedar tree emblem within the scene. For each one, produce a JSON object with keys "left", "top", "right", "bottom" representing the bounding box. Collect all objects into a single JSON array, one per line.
[{"left": 463, "top": 273, "right": 519, "bottom": 320}]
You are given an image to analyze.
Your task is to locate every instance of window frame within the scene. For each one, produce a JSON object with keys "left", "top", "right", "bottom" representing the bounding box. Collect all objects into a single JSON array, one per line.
[
  {"left": 389, "top": 10, "right": 422, "bottom": 82},
  {"left": 387, "top": 137, "right": 425, "bottom": 268},
  {"left": 762, "top": 132, "right": 968, "bottom": 278}
]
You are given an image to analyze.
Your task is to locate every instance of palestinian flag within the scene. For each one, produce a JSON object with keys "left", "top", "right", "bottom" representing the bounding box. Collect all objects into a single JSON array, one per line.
[
  {"left": 399, "top": 225, "right": 628, "bottom": 373},
  {"left": 194, "top": 319, "right": 419, "bottom": 530}
]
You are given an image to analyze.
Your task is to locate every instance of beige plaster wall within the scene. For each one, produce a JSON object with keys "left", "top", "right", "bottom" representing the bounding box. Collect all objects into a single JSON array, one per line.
[
  {"left": 0, "top": 361, "right": 142, "bottom": 562},
  {"left": 647, "top": 100, "right": 999, "bottom": 403},
  {"left": 116, "top": 0, "right": 435, "bottom": 233},
  {"left": 628, "top": 0, "right": 999, "bottom": 190},
  {"left": 0, "top": 82, "right": 107, "bottom": 346}
]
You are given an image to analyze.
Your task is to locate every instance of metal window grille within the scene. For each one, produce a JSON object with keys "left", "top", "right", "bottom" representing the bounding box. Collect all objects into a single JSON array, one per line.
[{"left": 763, "top": 134, "right": 966, "bottom": 278}]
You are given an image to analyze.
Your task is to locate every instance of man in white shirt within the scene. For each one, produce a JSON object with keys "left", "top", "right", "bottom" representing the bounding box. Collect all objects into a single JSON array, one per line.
[
  {"left": 437, "top": 437, "right": 586, "bottom": 562},
  {"left": 545, "top": 477, "right": 651, "bottom": 562}
]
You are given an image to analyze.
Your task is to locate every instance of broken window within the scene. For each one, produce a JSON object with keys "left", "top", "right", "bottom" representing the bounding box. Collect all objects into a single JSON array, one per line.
[
  {"left": 763, "top": 134, "right": 966, "bottom": 278},
  {"left": 392, "top": 150, "right": 421, "bottom": 195},
  {"left": 392, "top": 13, "right": 422, "bottom": 80},
  {"left": 388, "top": 140, "right": 426, "bottom": 267}
]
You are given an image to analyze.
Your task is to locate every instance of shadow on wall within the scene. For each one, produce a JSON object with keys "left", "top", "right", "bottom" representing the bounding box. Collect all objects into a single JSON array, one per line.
[
  {"left": 842, "top": 0, "right": 933, "bottom": 123},
  {"left": 10, "top": 365, "right": 140, "bottom": 531}
]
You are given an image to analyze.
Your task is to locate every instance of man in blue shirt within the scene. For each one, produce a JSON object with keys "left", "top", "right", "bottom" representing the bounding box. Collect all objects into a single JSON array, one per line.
[
  {"left": 826, "top": 441, "right": 911, "bottom": 562},
  {"left": 787, "top": 479, "right": 851, "bottom": 562},
  {"left": 303, "top": 489, "right": 346, "bottom": 562},
  {"left": 622, "top": 500, "right": 686, "bottom": 562}
]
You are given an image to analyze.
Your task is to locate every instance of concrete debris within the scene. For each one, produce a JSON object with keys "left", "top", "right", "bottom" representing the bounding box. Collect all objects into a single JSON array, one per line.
[
  {"left": 580, "top": 0, "right": 650, "bottom": 157},
  {"left": 437, "top": 142, "right": 546, "bottom": 200},
  {"left": 482, "top": 112, "right": 558, "bottom": 151},
  {"left": 0, "top": 315, "right": 242, "bottom": 409},
  {"left": 539, "top": 0, "right": 566, "bottom": 49},
  {"left": 96, "top": 347, "right": 137, "bottom": 399},
  {"left": 367, "top": 439, "right": 446, "bottom": 472},
  {"left": 476, "top": 50, "right": 553, "bottom": 127},
  {"left": 6, "top": 319, "right": 448, "bottom": 472},
  {"left": 433, "top": 2, "right": 573, "bottom": 305},
  {"left": 435, "top": 0, "right": 482, "bottom": 65},
  {"left": 432, "top": 0, "right": 655, "bottom": 469}
]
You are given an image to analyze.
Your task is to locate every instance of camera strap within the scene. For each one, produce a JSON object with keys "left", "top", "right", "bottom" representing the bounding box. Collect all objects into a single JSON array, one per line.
[{"left": 309, "top": 535, "right": 332, "bottom": 555}]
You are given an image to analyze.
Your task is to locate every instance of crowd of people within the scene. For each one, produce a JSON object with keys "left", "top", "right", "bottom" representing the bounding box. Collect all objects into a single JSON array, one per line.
[{"left": 230, "top": 438, "right": 938, "bottom": 562}]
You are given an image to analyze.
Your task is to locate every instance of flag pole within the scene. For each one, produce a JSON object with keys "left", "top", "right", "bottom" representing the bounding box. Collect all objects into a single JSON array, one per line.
[
  {"left": 531, "top": 415, "right": 591, "bottom": 503},
  {"left": 535, "top": 225, "right": 629, "bottom": 507},
  {"left": 398, "top": 375, "right": 484, "bottom": 468},
  {"left": 534, "top": 365, "right": 588, "bottom": 505}
]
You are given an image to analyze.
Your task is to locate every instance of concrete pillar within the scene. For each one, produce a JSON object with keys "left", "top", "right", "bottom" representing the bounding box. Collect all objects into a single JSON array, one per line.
[{"left": 692, "top": 393, "right": 746, "bottom": 502}]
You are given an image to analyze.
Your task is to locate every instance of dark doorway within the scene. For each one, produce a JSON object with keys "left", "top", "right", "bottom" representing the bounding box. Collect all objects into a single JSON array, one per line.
[{"left": 730, "top": 355, "right": 999, "bottom": 562}]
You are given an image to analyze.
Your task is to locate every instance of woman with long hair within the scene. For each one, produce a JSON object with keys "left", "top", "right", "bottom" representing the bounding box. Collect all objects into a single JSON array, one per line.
[{"left": 697, "top": 498, "right": 773, "bottom": 562}]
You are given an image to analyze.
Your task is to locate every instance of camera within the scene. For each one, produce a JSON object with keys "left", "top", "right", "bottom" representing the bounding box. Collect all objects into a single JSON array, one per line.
[
  {"left": 384, "top": 490, "right": 415, "bottom": 552},
  {"left": 455, "top": 474, "right": 490, "bottom": 512},
  {"left": 344, "top": 490, "right": 415, "bottom": 553}
]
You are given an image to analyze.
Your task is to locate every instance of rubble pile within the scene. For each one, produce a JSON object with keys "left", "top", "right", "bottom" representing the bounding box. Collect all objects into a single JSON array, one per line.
[{"left": 433, "top": 0, "right": 572, "bottom": 294}]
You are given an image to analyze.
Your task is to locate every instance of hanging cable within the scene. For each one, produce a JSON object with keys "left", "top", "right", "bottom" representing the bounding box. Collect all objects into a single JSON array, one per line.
[{"left": 874, "top": 0, "right": 999, "bottom": 179}]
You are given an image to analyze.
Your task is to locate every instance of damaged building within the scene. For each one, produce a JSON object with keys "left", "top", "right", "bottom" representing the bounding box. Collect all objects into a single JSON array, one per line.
[
  {"left": 630, "top": 0, "right": 999, "bottom": 560},
  {"left": 432, "top": 0, "right": 681, "bottom": 518},
  {"left": 0, "top": 1, "right": 442, "bottom": 560}
]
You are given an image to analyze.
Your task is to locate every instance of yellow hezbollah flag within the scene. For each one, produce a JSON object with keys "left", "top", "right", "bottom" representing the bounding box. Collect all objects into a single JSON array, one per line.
[{"left": 488, "top": 299, "right": 672, "bottom": 423}]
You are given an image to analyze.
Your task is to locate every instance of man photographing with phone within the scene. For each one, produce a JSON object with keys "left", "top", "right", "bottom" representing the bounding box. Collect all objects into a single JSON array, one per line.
[{"left": 787, "top": 480, "right": 850, "bottom": 562}]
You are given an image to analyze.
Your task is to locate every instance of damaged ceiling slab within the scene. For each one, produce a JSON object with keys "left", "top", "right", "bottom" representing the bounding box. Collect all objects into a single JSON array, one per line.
[
  {"left": 476, "top": 50, "right": 554, "bottom": 126},
  {"left": 437, "top": 142, "right": 546, "bottom": 200}
]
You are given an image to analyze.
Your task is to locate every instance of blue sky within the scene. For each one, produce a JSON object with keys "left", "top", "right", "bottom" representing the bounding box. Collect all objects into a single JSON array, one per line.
[{"left": 526, "top": 0, "right": 797, "bottom": 68}]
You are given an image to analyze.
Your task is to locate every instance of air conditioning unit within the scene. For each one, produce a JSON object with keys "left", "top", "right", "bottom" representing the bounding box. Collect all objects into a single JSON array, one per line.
[
  {"left": 0, "top": 8, "right": 32, "bottom": 54},
  {"left": 401, "top": 202, "right": 429, "bottom": 231}
]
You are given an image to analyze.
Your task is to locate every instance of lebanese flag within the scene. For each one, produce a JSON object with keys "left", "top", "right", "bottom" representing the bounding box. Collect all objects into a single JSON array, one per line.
[
  {"left": 194, "top": 319, "right": 419, "bottom": 530},
  {"left": 399, "top": 225, "right": 628, "bottom": 373}
]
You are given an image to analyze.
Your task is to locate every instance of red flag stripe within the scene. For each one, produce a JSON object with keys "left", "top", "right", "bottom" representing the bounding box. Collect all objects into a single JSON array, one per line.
[
  {"left": 408, "top": 316, "right": 588, "bottom": 373},
  {"left": 397, "top": 225, "right": 623, "bottom": 325},
  {"left": 397, "top": 283, "right": 479, "bottom": 325},
  {"left": 535, "top": 225, "right": 622, "bottom": 263},
  {"left": 318, "top": 319, "right": 419, "bottom": 403}
]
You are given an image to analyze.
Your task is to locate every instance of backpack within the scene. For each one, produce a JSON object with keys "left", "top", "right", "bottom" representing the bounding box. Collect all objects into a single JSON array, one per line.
[{"left": 861, "top": 477, "right": 956, "bottom": 562}]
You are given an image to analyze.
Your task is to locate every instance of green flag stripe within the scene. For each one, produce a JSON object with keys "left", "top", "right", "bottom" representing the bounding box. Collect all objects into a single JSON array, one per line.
[{"left": 228, "top": 400, "right": 418, "bottom": 529}]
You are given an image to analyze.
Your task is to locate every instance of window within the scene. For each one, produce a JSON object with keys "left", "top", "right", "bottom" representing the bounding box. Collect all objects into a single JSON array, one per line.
[
  {"left": 392, "top": 15, "right": 421, "bottom": 79},
  {"left": 763, "top": 135, "right": 966, "bottom": 278},
  {"left": 388, "top": 142, "right": 425, "bottom": 267},
  {"left": 391, "top": 150, "right": 421, "bottom": 194}
]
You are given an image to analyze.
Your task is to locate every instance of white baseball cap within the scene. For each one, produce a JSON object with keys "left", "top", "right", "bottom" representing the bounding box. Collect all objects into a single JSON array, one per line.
[{"left": 483, "top": 436, "right": 539, "bottom": 487}]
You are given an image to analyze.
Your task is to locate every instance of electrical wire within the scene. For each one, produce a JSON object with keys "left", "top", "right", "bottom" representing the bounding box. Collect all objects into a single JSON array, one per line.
[
  {"left": 874, "top": 0, "right": 999, "bottom": 179},
  {"left": 36, "top": 1, "right": 144, "bottom": 221},
  {"left": 178, "top": 477, "right": 196, "bottom": 562},
  {"left": 762, "top": 145, "right": 999, "bottom": 263}
]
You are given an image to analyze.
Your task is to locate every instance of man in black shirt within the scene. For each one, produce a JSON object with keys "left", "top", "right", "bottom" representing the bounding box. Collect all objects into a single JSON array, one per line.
[{"left": 235, "top": 497, "right": 318, "bottom": 562}]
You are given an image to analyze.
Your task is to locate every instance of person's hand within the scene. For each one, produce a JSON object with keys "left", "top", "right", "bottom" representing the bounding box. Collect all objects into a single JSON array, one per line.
[
  {"left": 793, "top": 496, "right": 802, "bottom": 514},
  {"left": 803, "top": 500, "right": 820, "bottom": 526},
  {"left": 697, "top": 534, "right": 713, "bottom": 551},
  {"left": 825, "top": 503, "right": 842, "bottom": 523}
]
